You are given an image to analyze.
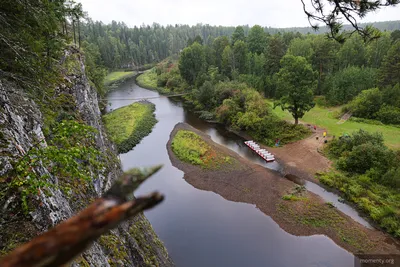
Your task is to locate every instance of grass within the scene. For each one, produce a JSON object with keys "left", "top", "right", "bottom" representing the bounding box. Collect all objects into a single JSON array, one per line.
[
  {"left": 277, "top": 198, "right": 374, "bottom": 251},
  {"left": 136, "top": 70, "right": 158, "bottom": 89},
  {"left": 103, "top": 102, "right": 157, "bottom": 153},
  {"left": 171, "top": 130, "right": 233, "bottom": 169},
  {"left": 267, "top": 100, "right": 400, "bottom": 149},
  {"left": 104, "top": 71, "right": 136, "bottom": 86},
  {"left": 136, "top": 69, "right": 171, "bottom": 94},
  {"left": 318, "top": 171, "right": 400, "bottom": 237},
  {"left": 282, "top": 194, "right": 306, "bottom": 201}
]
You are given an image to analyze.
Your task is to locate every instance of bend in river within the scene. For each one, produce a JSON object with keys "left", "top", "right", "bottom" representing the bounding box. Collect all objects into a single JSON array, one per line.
[{"left": 107, "top": 79, "right": 364, "bottom": 267}]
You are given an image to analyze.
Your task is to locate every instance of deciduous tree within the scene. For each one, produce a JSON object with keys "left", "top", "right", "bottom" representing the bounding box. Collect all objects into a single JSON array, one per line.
[
  {"left": 178, "top": 42, "right": 206, "bottom": 85},
  {"left": 275, "top": 55, "right": 316, "bottom": 124}
]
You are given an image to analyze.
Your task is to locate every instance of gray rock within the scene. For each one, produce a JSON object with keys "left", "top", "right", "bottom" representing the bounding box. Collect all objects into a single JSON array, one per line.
[{"left": 0, "top": 47, "right": 173, "bottom": 266}]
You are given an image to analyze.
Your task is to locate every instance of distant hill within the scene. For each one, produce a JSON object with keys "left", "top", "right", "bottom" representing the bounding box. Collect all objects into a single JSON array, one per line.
[{"left": 265, "top": 20, "right": 400, "bottom": 34}]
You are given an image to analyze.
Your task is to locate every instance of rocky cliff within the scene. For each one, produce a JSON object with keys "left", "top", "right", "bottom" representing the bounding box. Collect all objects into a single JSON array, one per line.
[{"left": 0, "top": 47, "right": 173, "bottom": 266}]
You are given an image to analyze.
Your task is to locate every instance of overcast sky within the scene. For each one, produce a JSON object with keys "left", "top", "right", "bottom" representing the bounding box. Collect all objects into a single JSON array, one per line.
[{"left": 77, "top": 0, "right": 400, "bottom": 28}]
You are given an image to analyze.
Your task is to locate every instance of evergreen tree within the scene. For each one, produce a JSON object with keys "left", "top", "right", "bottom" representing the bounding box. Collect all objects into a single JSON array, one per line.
[
  {"left": 247, "top": 25, "right": 267, "bottom": 54},
  {"left": 231, "top": 26, "right": 246, "bottom": 45},
  {"left": 379, "top": 41, "right": 400, "bottom": 87}
]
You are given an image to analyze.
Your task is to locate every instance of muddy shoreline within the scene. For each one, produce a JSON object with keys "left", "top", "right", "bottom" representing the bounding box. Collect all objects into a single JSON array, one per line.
[{"left": 167, "top": 122, "right": 400, "bottom": 255}]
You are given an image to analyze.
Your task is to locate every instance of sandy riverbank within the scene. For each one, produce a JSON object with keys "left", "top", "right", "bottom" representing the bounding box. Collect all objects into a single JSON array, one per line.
[{"left": 167, "top": 123, "right": 400, "bottom": 255}]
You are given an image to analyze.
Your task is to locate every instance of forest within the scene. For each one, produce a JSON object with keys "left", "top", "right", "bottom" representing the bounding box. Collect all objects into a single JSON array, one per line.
[
  {"left": 125, "top": 24, "right": 400, "bottom": 236},
  {"left": 1, "top": 0, "right": 400, "bottom": 255}
]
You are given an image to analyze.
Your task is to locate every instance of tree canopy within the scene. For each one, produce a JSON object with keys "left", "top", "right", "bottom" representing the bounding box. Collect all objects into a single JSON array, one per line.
[
  {"left": 178, "top": 42, "right": 206, "bottom": 85},
  {"left": 0, "top": 0, "right": 84, "bottom": 88},
  {"left": 275, "top": 55, "right": 317, "bottom": 124}
]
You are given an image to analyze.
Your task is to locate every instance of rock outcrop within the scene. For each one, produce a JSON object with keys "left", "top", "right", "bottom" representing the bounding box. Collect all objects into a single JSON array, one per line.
[{"left": 0, "top": 47, "right": 173, "bottom": 266}]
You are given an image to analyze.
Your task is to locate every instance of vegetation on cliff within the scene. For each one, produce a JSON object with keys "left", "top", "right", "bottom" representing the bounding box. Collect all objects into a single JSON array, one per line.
[{"left": 103, "top": 102, "right": 158, "bottom": 153}]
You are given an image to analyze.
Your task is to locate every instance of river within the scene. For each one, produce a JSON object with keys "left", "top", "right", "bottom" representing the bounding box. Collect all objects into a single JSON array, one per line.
[{"left": 107, "top": 80, "right": 359, "bottom": 267}]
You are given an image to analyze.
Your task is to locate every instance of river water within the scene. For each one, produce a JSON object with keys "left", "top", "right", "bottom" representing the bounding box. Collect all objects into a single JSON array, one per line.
[{"left": 107, "top": 80, "right": 359, "bottom": 267}]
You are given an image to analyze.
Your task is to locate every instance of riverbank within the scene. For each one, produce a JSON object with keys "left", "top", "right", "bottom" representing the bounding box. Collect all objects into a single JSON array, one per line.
[
  {"left": 167, "top": 122, "right": 400, "bottom": 255},
  {"left": 103, "top": 101, "right": 157, "bottom": 153},
  {"left": 268, "top": 125, "right": 331, "bottom": 182},
  {"left": 105, "top": 71, "right": 137, "bottom": 88},
  {"left": 136, "top": 69, "right": 171, "bottom": 94}
]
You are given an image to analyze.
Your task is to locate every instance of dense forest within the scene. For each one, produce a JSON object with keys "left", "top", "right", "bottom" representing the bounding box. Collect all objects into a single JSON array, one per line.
[
  {"left": 133, "top": 23, "right": 400, "bottom": 236},
  {"left": 1, "top": 0, "right": 400, "bottom": 243},
  {"left": 81, "top": 20, "right": 400, "bottom": 70},
  {"left": 137, "top": 25, "right": 400, "bottom": 124}
]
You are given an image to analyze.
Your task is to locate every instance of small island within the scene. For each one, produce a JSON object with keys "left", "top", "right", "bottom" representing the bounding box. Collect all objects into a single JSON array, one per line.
[
  {"left": 103, "top": 101, "right": 157, "bottom": 153},
  {"left": 167, "top": 123, "right": 400, "bottom": 255}
]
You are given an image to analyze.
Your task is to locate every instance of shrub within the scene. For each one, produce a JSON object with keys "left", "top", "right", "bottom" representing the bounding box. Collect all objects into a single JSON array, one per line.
[
  {"left": 336, "top": 142, "right": 393, "bottom": 175},
  {"left": 349, "top": 117, "right": 384, "bottom": 125},
  {"left": 349, "top": 88, "right": 383, "bottom": 119},
  {"left": 327, "top": 129, "right": 384, "bottom": 158},
  {"left": 157, "top": 72, "right": 169, "bottom": 87},
  {"left": 172, "top": 131, "right": 207, "bottom": 166},
  {"left": 382, "top": 83, "right": 400, "bottom": 108},
  {"left": 376, "top": 105, "right": 400, "bottom": 125},
  {"left": 381, "top": 167, "right": 400, "bottom": 188}
]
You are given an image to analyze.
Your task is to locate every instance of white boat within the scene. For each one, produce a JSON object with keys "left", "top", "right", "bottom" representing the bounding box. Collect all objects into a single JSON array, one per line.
[{"left": 244, "top": 140, "right": 275, "bottom": 162}]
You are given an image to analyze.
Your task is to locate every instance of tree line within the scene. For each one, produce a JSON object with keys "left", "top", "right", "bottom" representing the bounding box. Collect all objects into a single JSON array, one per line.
[
  {"left": 175, "top": 25, "right": 400, "bottom": 125},
  {"left": 148, "top": 24, "right": 400, "bottom": 237},
  {"left": 80, "top": 20, "right": 400, "bottom": 69},
  {"left": 0, "top": 0, "right": 84, "bottom": 90}
]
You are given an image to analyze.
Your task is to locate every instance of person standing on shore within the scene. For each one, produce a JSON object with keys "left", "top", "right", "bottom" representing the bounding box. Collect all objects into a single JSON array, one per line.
[{"left": 323, "top": 131, "right": 327, "bottom": 138}]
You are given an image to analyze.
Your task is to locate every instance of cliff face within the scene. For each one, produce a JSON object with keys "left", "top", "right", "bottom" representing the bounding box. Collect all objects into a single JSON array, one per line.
[{"left": 0, "top": 47, "right": 173, "bottom": 266}]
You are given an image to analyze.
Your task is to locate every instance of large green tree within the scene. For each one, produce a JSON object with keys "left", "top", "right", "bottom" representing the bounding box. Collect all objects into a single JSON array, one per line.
[
  {"left": 233, "top": 40, "right": 248, "bottom": 75},
  {"left": 247, "top": 25, "right": 267, "bottom": 54},
  {"left": 231, "top": 26, "right": 246, "bottom": 45},
  {"left": 265, "top": 35, "right": 286, "bottom": 76},
  {"left": 287, "top": 37, "right": 314, "bottom": 62},
  {"left": 221, "top": 45, "right": 234, "bottom": 78},
  {"left": 311, "top": 35, "right": 339, "bottom": 94},
  {"left": 212, "top": 36, "right": 230, "bottom": 70},
  {"left": 337, "top": 34, "right": 367, "bottom": 69},
  {"left": 325, "top": 66, "right": 378, "bottom": 105},
  {"left": 379, "top": 41, "right": 400, "bottom": 87},
  {"left": 275, "top": 55, "right": 316, "bottom": 124},
  {"left": 178, "top": 42, "right": 206, "bottom": 85},
  {"left": 366, "top": 32, "right": 391, "bottom": 68}
]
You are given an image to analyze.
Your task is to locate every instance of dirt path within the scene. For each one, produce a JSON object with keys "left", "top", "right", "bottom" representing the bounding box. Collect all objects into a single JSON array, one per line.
[
  {"left": 167, "top": 123, "right": 400, "bottom": 255},
  {"left": 268, "top": 124, "right": 331, "bottom": 182}
]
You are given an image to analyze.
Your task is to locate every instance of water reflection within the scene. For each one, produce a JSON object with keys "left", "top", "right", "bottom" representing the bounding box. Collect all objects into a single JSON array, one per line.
[{"left": 107, "top": 79, "right": 354, "bottom": 267}]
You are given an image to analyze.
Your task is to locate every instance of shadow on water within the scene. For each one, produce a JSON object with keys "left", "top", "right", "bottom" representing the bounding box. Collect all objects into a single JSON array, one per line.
[
  {"left": 107, "top": 80, "right": 357, "bottom": 267},
  {"left": 182, "top": 104, "right": 373, "bottom": 229}
]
